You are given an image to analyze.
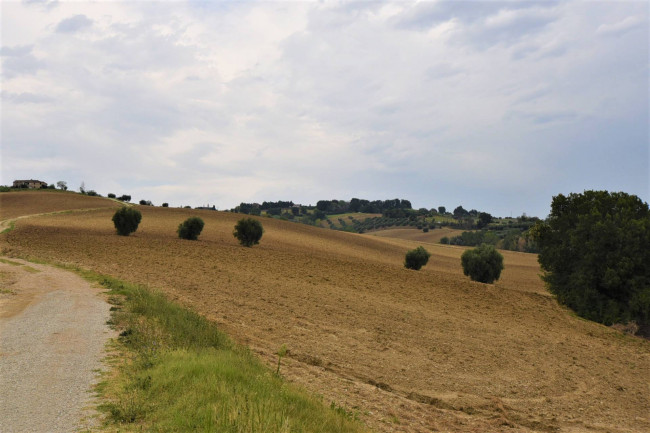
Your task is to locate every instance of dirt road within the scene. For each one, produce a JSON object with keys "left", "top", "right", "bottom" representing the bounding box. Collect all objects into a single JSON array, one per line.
[{"left": 0, "top": 257, "right": 113, "bottom": 433}]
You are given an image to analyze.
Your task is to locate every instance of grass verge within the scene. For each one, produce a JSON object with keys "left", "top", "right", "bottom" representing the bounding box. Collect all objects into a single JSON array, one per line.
[{"left": 81, "top": 272, "right": 367, "bottom": 432}]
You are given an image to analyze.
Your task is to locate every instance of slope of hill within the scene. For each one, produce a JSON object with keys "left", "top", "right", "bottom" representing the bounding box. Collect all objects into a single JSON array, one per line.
[
  {"left": 366, "top": 227, "right": 464, "bottom": 244},
  {"left": 2, "top": 192, "right": 649, "bottom": 433}
]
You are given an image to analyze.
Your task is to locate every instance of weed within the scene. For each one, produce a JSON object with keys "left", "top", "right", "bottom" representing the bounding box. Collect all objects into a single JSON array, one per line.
[{"left": 276, "top": 344, "right": 288, "bottom": 375}]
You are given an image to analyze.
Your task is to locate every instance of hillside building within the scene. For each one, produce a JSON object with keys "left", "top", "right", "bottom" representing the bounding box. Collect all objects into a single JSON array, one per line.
[{"left": 12, "top": 179, "right": 47, "bottom": 189}]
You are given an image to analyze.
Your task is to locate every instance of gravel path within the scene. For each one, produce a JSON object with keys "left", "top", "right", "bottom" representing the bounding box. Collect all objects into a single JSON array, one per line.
[{"left": 0, "top": 258, "right": 114, "bottom": 433}]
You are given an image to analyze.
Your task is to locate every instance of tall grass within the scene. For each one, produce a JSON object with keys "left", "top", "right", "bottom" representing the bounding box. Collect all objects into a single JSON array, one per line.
[{"left": 94, "top": 275, "right": 366, "bottom": 432}]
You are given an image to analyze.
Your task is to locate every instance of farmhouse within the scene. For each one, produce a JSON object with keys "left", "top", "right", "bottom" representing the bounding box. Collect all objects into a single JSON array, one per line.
[{"left": 12, "top": 179, "right": 47, "bottom": 189}]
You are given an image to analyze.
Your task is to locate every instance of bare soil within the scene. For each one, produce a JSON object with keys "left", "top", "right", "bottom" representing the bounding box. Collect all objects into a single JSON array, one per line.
[{"left": 2, "top": 195, "right": 649, "bottom": 433}]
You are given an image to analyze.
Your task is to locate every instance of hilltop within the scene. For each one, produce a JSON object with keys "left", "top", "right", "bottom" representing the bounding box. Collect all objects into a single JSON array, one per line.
[{"left": 1, "top": 190, "right": 648, "bottom": 432}]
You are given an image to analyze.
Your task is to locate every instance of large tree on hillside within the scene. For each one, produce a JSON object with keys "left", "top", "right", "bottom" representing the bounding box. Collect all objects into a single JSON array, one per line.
[{"left": 531, "top": 191, "right": 650, "bottom": 331}]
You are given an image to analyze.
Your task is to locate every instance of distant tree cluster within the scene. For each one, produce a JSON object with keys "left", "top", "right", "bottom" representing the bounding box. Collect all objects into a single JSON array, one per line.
[{"left": 532, "top": 191, "right": 650, "bottom": 331}]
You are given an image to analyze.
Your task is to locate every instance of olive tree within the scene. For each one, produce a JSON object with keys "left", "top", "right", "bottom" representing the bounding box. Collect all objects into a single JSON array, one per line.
[
  {"left": 178, "top": 217, "right": 204, "bottom": 240},
  {"left": 404, "top": 246, "right": 431, "bottom": 270},
  {"left": 112, "top": 207, "right": 142, "bottom": 236},
  {"left": 461, "top": 244, "right": 504, "bottom": 284},
  {"left": 233, "top": 218, "right": 264, "bottom": 247}
]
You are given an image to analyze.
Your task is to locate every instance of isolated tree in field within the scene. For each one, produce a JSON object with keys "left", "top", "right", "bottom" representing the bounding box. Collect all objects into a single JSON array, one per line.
[
  {"left": 461, "top": 244, "right": 504, "bottom": 284},
  {"left": 233, "top": 218, "right": 264, "bottom": 247},
  {"left": 178, "top": 217, "right": 204, "bottom": 240},
  {"left": 112, "top": 207, "right": 142, "bottom": 236},
  {"left": 404, "top": 246, "right": 431, "bottom": 270},
  {"left": 56, "top": 181, "right": 67, "bottom": 191},
  {"left": 531, "top": 191, "right": 650, "bottom": 329}
]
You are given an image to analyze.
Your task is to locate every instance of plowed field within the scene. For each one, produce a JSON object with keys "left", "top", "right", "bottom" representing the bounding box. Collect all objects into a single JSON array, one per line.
[
  {"left": 0, "top": 190, "right": 120, "bottom": 220},
  {"left": 2, "top": 193, "right": 649, "bottom": 433}
]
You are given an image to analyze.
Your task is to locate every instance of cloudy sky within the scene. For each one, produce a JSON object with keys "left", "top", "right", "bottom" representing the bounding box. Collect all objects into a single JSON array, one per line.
[{"left": 1, "top": 0, "right": 648, "bottom": 217}]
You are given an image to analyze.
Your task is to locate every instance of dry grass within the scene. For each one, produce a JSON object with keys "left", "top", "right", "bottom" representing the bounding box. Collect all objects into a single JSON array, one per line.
[{"left": 3, "top": 194, "right": 649, "bottom": 433}]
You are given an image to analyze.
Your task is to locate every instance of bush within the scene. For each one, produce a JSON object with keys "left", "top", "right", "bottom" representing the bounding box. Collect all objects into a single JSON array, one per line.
[
  {"left": 112, "top": 207, "right": 142, "bottom": 236},
  {"left": 461, "top": 244, "right": 504, "bottom": 284},
  {"left": 440, "top": 237, "right": 449, "bottom": 244},
  {"left": 108, "top": 193, "right": 116, "bottom": 198},
  {"left": 177, "top": 217, "right": 205, "bottom": 240},
  {"left": 233, "top": 218, "right": 264, "bottom": 247},
  {"left": 423, "top": 227, "right": 429, "bottom": 233},
  {"left": 162, "top": 203, "right": 169, "bottom": 208},
  {"left": 404, "top": 246, "right": 431, "bottom": 270}
]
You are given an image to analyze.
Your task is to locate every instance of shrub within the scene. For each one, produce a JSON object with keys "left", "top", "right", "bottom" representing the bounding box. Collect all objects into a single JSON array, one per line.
[
  {"left": 162, "top": 203, "right": 169, "bottom": 208},
  {"left": 461, "top": 244, "right": 504, "bottom": 284},
  {"left": 404, "top": 246, "right": 431, "bottom": 270},
  {"left": 440, "top": 237, "right": 449, "bottom": 244},
  {"left": 108, "top": 193, "right": 116, "bottom": 198},
  {"left": 177, "top": 217, "right": 205, "bottom": 240},
  {"left": 112, "top": 207, "right": 142, "bottom": 236},
  {"left": 423, "top": 227, "right": 429, "bottom": 233},
  {"left": 233, "top": 218, "right": 264, "bottom": 247}
]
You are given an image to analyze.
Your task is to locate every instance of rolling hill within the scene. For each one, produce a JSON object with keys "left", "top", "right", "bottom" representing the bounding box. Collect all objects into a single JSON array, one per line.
[{"left": 1, "top": 191, "right": 648, "bottom": 433}]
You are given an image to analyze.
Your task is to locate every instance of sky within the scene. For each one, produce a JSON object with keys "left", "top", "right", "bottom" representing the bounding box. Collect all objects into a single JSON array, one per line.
[{"left": 1, "top": 0, "right": 648, "bottom": 218}]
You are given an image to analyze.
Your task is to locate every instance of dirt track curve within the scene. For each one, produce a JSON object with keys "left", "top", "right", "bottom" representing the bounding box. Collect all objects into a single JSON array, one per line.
[{"left": 0, "top": 257, "right": 113, "bottom": 432}]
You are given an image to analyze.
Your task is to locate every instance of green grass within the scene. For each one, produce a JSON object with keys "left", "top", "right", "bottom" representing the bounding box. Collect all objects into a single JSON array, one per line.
[
  {"left": 1, "top": 221, "right": 16, "bottom": 235},
  {"left": 83, "top": 273, "right": 367, "bottom": 433},
  {"left": 0, "top": 258, "right": 22, "bottom": 266}
]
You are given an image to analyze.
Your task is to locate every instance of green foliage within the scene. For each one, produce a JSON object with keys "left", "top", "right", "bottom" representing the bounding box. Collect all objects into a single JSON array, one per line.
[
  {"left": 461, "top": 244, "right": 504, "bottom": 284},
  {"left": 447, "top": 230, "right": 499, "bottom": 247},
  {"left": 404, "top": 246, "right": 431, "bottom": 270},
  {"left": 440, "top": 236, "right": 449, "bottom": 245},
  {"left": 108, "top": 193, "right": 116, "bottom": 198},
  {"left": 477, "top": 212, "right": 493, "bottom": 229},
  {"left": 177, "top": 217, "right": 205, "bottom": 240},
  {"left": 112, "top": 207, "right": 142, "bottom": 236},
  {"left": 233, "top": 218, "right": 264, "bottom": 247},
  {"left": 94, "top": 275, "right": 364, "bottom": 433},
  {"left": 0, "top": 186, "right": 10, "bottom": 192},
  {"left": 532, "top": 191, "right": 650, "bottom": 328}
]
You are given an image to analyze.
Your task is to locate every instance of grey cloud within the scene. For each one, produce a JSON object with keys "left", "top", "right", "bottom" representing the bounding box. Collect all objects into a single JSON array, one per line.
[
  {"left": 1, "top": 53, "right": 45, "bottom": 78},
  {"left": 1, "top": 91, "right": 54, "bottom": 104},
  {"left": 55, "top": 14, "right": 93, "bottom": 33},
  {"left": 22, "top": 0, "right": 58, "bottom": 9},
  {"left": 0, "top": 45, "right": 34, "bottom": 57},
  {"left": 394, "top": 2, "right": 559, "bottom": 49},
  {"left": 597, "top": 16, "right": 645, "bottom": 37}
]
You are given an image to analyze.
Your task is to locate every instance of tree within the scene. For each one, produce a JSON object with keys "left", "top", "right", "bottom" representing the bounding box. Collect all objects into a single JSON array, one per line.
[
  {"left": 438, "top": 206, "right": 446, "bottom": 215},
  {"left": 177, "top": 217, "right": 204, "bottom": 240},
  {"left": 404, "top": 246, "right": 431, "bottom": 270},
  {"left": 118, "top": 194, "right": 131, "bottom": 202},
  {"left": 56, "top": 181, "right": 67, "bottom": 191},
  {"left": 531, "top": 191, "right": 650, "bottom": 329},
  {"left": 162, "top": 202, "right": 169, "bottom": 207},
  {"left": 477, "top": 212, "right": 493, "bottom": 229},
  {"left": 233, "top": 218, "right": 264, "bottom": 247},
  {"left": 461, "top": 244, "right": 504, "bottom": 284},
  {"left": 453, "top": 206, "right": 469, "bottom": 219},
  {"left": 112, "top": 207, "right": 142, "bottom": 236},
  {"left": 79, "top": 181, "right": 86, "bottom": 194}
]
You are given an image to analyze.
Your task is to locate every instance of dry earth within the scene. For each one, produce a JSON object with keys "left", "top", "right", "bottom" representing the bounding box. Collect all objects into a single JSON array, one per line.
[
  {"left": 2, "top": 192, "right": 649, "bottom": 433},
  {"left": 367, "top": 227, "right": 464, "bottom": 244},
  {"left": 0, "top": 256, "right": 114, "bottom": 432}
]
